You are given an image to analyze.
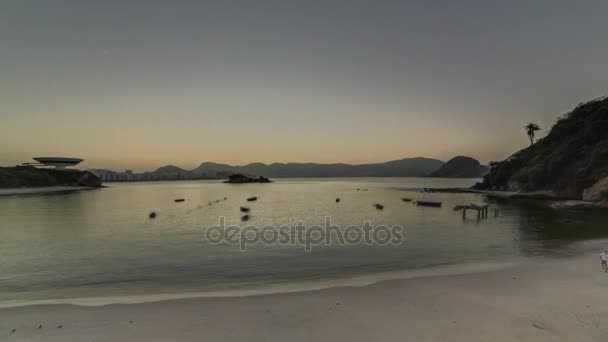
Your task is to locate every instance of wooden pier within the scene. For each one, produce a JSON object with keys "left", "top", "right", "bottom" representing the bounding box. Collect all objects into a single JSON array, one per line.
[{"left": 454, "top": 203, "right": 491, "bottom": 219}]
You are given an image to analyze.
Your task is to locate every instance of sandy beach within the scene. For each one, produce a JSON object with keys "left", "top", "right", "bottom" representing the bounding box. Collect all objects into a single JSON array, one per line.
[{"left": 1, "top": 251, "right": 607, "bottom": 342}]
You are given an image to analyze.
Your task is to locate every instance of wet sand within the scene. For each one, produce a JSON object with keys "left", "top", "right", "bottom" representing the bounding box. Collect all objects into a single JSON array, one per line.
[{"left": 1, "top": 252, "right": 607, "bottom": 341}]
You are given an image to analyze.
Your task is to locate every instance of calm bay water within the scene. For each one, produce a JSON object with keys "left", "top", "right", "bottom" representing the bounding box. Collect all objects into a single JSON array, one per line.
[{"left": 1, "top": 178, "right": 608, "bottom": 304}]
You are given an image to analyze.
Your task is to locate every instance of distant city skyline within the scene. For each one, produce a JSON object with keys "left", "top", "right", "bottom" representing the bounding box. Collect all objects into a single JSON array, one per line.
[{"left": 2, "top": 1, "right": 607, "bottom": 172}]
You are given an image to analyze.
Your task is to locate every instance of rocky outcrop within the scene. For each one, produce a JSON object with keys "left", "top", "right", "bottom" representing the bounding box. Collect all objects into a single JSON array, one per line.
[
  {"left": 223, "top": 173, "right": 272, "bottom": 183},
  {"left": 0, "top": 166, "right": 102, "bottom": 188},
  {"left": 582, "top": 176, "right": 608, "bottom": 202}
]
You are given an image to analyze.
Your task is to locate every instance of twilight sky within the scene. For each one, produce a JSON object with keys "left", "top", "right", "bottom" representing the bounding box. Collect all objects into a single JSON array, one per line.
[{"left": 1, "top": 1, "right": 607, "bottom": 171}]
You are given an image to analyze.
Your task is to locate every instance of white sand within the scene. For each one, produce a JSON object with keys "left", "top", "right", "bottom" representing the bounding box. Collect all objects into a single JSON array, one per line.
[
  {"left": 1, "top": 253, "right": 607, "bottom": 341},
  {"left": 0, "top": 186, "right": 98, "bottom": 196}
]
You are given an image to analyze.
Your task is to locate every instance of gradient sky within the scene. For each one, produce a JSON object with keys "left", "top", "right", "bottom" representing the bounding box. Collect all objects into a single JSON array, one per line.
[{"left": 1, "top": 1, "right": 607, "bottom": 171}]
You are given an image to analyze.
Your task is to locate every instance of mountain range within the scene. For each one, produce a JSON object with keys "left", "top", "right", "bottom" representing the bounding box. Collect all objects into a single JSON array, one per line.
[
  {"left": 90, "top": 156, "right": 492, "bottom": 181},
  {"left": 91, "top": 157, "right": 442, "bottom": 179},
  {"left": 190, "top": 157, "right": 444, "bottom": 178}
]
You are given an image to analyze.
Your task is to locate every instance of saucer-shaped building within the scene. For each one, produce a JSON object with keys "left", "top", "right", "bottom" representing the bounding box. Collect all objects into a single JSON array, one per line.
[{"left": 33, "top": 157, "right": 84, "bottom": 169}]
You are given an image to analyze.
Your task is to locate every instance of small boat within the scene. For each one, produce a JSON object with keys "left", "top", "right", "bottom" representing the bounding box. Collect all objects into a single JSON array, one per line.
[
  {"left": 247, "top": 196, "right": 258, "bottom": 201},
  {"left": 241, "top": 214, "right": 250, "bottom": 221},
  {"left": 174, "top": 198, "right": 185, "bottom": 202},
  {"left": 373, "top": 203, "right": 384, "bottom": 210},
  {"left": 148, "top": 212, "right": 157, "bottom": 219},
  {"left": 336, "top": 198, "right": 340, "bottom": 202},
  {"left": 240, "top": 206, "right": 250, "bottom": 212},
  {"left": 416, "top": 200, "right": 442, "bottom": 208},
  {"left": 401, "top": 197, "right": 413, "bottom": 202}
]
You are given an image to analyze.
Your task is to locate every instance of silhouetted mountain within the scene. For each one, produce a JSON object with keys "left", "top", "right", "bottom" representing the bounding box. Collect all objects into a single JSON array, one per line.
[
  {"left": 191, "top": 157, "right": 444, "bottom": 178},
  {"left": 91, "top": 157, "right": 447, "bottom": 181},
  {"left": 428, "top": 156, "right": 488, "bottom": 178},
  {"left": 153, "top": 165, "right": 190, "bottom": 174},
  {"left": 134, "top": 165, "right": 199, "bottom": 180},
  {"left": 475, "top": 96, "right": 608, "bottom": 201},
  {"left": 193, "top": 162, "right": 238, "bottom": 174}
]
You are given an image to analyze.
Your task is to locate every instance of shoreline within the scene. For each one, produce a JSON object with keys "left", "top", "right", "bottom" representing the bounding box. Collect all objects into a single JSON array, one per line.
[
  {"left": 0, "top": 259, "right": 519, "bottom": 309},
  {"left": 2, "top": 249, "right": 608, "bottom": 341},
  {"left": 0, "top": 186, "right": 100, "bottom": 196},
  {"left": 427, "top": 187, "right": 608, "bottom": 208}
]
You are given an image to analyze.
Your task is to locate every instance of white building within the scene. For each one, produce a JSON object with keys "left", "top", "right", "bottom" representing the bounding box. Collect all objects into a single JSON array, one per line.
[{"left": 32, "top": 157, "right": 84, "bottom": 169}]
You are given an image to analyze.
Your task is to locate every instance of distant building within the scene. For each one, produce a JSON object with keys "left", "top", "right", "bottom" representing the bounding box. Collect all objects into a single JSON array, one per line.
[{"left": 29, "top": 157, "right": 84, "bottom": 169}]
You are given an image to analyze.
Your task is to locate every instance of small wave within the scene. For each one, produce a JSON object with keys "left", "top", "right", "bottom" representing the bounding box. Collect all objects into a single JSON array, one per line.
[{"left": 0, "top": 259, "right": 519, "bottom": 309}]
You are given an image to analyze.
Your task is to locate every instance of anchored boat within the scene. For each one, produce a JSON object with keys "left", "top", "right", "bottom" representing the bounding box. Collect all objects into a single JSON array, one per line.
[{"left": 415, "top": 200, "right": 442, "bottom": 208}]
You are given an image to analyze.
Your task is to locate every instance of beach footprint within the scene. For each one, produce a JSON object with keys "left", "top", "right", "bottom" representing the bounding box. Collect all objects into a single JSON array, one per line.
[{"left": 529, "top": 317, "right": 558, "bottom": 335}]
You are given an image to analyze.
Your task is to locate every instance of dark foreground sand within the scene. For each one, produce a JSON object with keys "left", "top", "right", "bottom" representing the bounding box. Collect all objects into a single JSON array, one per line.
[{"left": 1, "top": 253, "right": 607, "bottom": 341}]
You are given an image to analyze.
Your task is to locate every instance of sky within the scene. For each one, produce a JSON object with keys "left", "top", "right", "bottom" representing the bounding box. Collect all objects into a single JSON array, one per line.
[{"left": 1, "top": 0, "right": 607, "bottom": 171}]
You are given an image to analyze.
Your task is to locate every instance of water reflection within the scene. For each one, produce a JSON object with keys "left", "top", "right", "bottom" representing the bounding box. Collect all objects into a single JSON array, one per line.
[
  {"left": 485, "top": 197, "right": 608, "bottom": 256},
  {"left": 1, "top": 178, "right": 608, "bottom": 302}
]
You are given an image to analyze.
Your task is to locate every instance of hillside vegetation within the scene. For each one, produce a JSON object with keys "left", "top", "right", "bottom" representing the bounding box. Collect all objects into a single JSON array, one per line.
[
  {"left": 0, "top": 167, "right": 102, "bottom": 188},
  {"left": 475, "top": 97, "right": 608, "bottom": 201}
]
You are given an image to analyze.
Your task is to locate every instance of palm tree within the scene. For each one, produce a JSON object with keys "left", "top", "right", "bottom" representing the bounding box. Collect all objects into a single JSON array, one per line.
[{"left": 524, "top": 123, "right": 541, "bottom": 145}]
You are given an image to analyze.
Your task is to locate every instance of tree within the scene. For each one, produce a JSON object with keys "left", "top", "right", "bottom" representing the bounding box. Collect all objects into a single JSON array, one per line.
[{"left": 525, "top": 123, "right": 541, "bottom": 145}]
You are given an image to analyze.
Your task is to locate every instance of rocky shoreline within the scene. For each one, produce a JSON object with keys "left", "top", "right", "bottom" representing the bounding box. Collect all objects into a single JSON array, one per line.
[
  {"left": 427, "top": 187, "right": 608, "bottom": 208},
  {"left": 0, "top": 186, "right": 101, "bottom": 196},
  {"left": 0, "top": 166, "right": 102, "bottom": 193}
]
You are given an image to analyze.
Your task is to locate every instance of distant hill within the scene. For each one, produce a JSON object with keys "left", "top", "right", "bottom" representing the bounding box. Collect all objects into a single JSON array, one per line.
[
  {"left": 136, "top": 165, "right": 199, "bottom": 180},
  {"left": 428, "top": 156, "right": 488, "bottom": 178},
  {"left": 474, "top": 96, "right": 608, "bottom": 202},
  {"left": 152, "top": 165, "right": 190, "bottom": 174},
  {"left": 191, "top": 157, "right": 444, "bottom": 178}
]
